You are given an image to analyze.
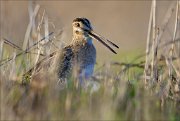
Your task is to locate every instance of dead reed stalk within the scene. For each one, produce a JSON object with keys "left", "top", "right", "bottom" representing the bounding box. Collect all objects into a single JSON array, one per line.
[{"left": 144, "top": 1, "right": 177, "bottom": 89}]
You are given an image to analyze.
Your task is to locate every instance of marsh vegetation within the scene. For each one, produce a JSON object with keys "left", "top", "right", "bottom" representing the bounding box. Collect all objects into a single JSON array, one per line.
[{"left": 0, "top": 1, "right": 180, "bottom": 120}]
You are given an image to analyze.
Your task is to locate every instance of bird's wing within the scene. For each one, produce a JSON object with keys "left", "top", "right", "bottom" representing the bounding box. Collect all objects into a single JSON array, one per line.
[
  {"left": 22, "top": 45, "right": 74, "bottom": 84},
  {"left": 57, "top": 45, "right": 74, "bottom": 79}
]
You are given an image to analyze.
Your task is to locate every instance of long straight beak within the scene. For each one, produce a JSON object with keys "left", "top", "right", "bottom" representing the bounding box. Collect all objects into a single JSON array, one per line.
[{"left": 83, "top": 29, "right": 119, "bottom": 54}]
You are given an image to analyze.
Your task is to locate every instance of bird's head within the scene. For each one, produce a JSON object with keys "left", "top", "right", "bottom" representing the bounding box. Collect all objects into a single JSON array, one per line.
[
  {"left": 72, "top": 17, "right": 119, "bottom": 54},
  {"left": 72, "top": 17, "right": 92, "bottom": 39}
]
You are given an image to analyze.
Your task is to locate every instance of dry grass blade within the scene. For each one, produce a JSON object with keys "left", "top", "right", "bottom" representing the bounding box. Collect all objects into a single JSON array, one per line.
[
  {"left": 0, "top": 39, "right": 4, "bottom": 60},
  {"left": 111, "top": 62, "right": 144, "bottom": 69},
  {"left": 22, "top": 4, "right": 40, "bottom": 51},
  {"left": 1, "top": 1, "right": 180, "bottom": 120},
  {"left": 22, "top": 50, "right": 58, "bottom": 78},
  {"left": 169, "top": 0, "right": 179, "bottom": 57},
  {"left": 160, "top": 38, "right": 180, "bottom": 47},
  {"left": 0, "top": 32, "right": 54, "bottom": 67},
  {"left": 3, "top": 38, "right": 22, "bottom": 50},
  {"left": 156, "top": 2, "right": 176, "bottom": 42},
  {"left": 144, "top": 0, "right": 153, "bottom": 86},
  {"left": 9, "top": 52, "right": 17, "bottom": 81},
  {"left": 167, "top": 1, "right": 180, "bottom": 85},
  {"left": 151, "top": 0, "right": 158, "bottom": 84},
  {"left": 145, "top": 1, "right": 176, "bottom": 88}
]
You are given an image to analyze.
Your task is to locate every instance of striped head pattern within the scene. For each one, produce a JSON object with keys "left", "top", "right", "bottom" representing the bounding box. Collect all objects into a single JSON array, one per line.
[{"left": 72, "top": 17, "right": 119, "bottom": 54}]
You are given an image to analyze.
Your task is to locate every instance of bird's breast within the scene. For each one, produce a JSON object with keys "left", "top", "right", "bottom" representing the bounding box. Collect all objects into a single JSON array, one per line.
[
  {"left": 74, "top": 43, "right": 96, "bottom": 67},
  {"left": 73, "top": 43, "right": 96, "bottom": 79}
]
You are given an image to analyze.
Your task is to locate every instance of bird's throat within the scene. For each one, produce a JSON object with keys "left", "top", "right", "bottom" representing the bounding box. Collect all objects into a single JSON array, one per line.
[{"left": 72, "top": 33, "right": 92, "bottom": 46}]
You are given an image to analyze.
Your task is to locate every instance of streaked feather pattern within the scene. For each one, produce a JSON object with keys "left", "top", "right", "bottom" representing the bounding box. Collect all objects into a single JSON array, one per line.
[{"left": 22, "top": 17, "right": 118, "bottom": 88}]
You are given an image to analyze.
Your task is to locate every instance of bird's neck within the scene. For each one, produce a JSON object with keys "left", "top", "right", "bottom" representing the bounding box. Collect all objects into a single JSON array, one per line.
[{"left": 72, "top": 34, "right": 93, "bottom": 45}]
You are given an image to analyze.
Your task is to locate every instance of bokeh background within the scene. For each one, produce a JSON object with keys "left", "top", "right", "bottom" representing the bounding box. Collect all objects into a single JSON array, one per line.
[
  {"left": 0, "top": 1, "right": 173, "bottom": 63},
  {"left": 1, "top": 1, "right": 179, "bottom": 120}
]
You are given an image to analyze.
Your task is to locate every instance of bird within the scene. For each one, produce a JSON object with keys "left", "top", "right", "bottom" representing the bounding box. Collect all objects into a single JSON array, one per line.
[{"left": 23, "top": 17, "right": 119, "bottom": 87}]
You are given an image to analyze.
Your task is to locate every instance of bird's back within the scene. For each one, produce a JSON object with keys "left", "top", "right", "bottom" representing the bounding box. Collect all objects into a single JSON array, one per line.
[{"left": 57, "top": 45, "right": 74, "bottom": 79}]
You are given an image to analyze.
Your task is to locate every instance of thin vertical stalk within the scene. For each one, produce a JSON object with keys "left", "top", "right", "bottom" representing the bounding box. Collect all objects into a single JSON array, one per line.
[
  {"left": 22, "top": 4, "right": 40, "bottom": 51},
  {"left": 151, "top": 0, "right": 158, "bottom": 83},
  {"left": 169, "top": 0, "right": 179, "bottom": 80},
  {"left": 44, "top": 14, "right": 50, "bottom": 55},
  {"left": 170, "top": 0, "right": 179, "bottom": 56},
  {"left": 0, "top": 39, "right": 4, "bottom": 61},
  {"left": 175, "top": 0, "right": 180, "bottom": 69},
  {"left": 0, "top": 39, "right": 4, "bottom": 74},
  {"left": 144, "top": 0, "right": 153, "bottom": 86}
]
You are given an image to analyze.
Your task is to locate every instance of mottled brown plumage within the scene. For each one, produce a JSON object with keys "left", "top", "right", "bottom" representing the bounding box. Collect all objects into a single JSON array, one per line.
[
  {"left": 23, "top": 17, "right": 119, "bottom": 86},
  {"left": 58, "top": 40, "right": 96, "bottom": 80}
]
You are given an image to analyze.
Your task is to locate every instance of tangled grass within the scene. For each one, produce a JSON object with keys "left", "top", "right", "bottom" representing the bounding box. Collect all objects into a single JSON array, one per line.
[{"left": 0, "top": 1, "right": 180, "bottom": 120}]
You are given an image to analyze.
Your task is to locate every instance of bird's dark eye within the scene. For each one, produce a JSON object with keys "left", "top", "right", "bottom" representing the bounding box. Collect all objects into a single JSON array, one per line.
[
  {"left": 75, "top": 30, "right": 79, "bottom": 34},
  {"left": 75, "top": 23, "right": 80, "bottom": 27}
]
